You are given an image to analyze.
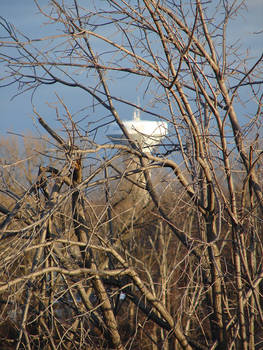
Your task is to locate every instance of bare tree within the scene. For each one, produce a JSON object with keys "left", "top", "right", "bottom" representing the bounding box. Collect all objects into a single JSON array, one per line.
[{"left": 0, "top": 1, "right": 263, "bottom": 349}]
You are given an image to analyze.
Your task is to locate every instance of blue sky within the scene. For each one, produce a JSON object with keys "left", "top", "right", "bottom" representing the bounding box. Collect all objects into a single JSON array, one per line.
[{"left": 0, "top": 0, "right": 262, "bottom": 140}]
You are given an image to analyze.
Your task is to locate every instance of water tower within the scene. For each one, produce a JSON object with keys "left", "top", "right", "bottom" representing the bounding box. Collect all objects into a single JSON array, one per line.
[
  {"left": 107, "top": 108, "right": 168, "bottom": 153},
  {"left": 107, "top": 107, "right": 168, "bottom": 210}
]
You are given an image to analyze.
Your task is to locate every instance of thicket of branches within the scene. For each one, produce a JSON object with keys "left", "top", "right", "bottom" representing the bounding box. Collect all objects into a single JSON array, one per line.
[{"left": 0, "top": 1, "right": 263, "bottom": 349}]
